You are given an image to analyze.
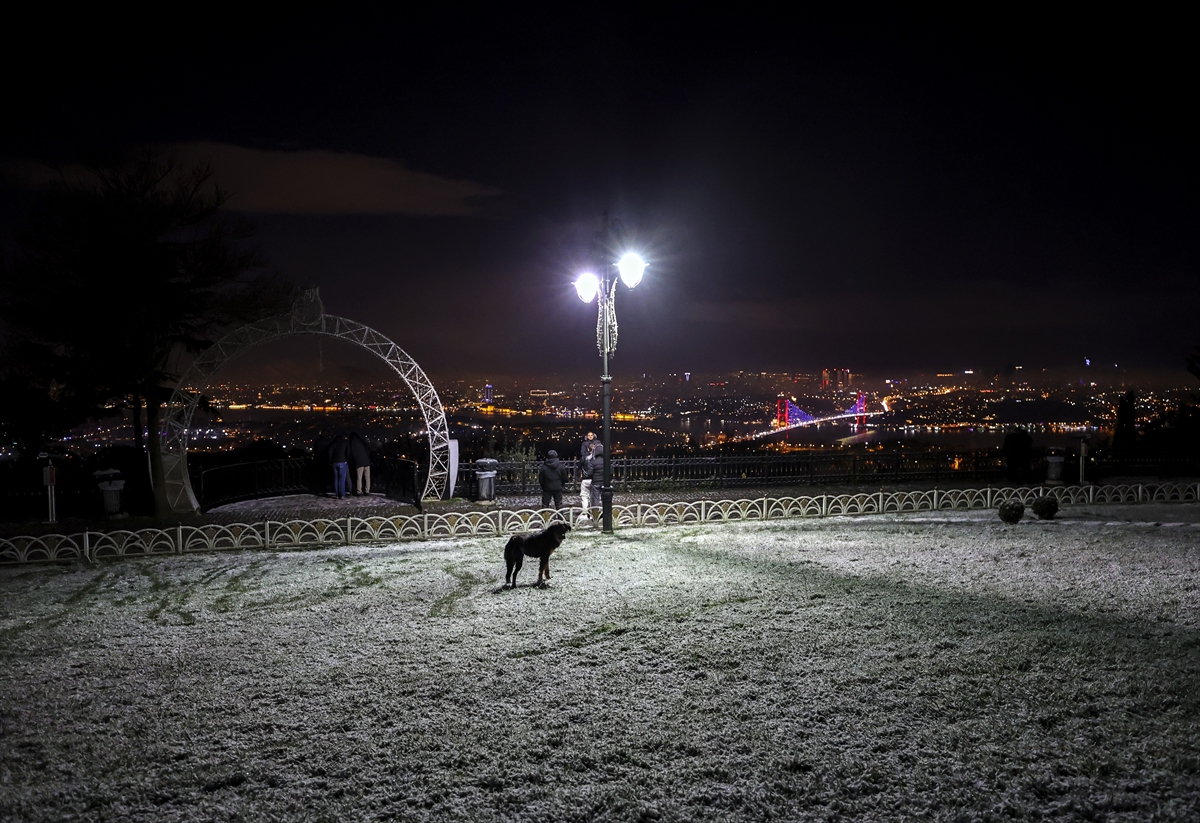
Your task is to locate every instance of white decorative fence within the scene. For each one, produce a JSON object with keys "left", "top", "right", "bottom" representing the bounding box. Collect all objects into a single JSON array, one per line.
[{"left": 3, "top": 483, "right": 1198, "bottom": 566}]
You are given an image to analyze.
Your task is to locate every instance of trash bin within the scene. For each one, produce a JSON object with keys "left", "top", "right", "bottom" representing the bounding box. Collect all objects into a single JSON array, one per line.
[
  {"left": 93, "top": 468, "right": 127, "bottom": 518},
  {"left": 475, "top": 458, "right": 499, "bottom": 502},
  {"left": 1044, "top": 448, "right": 1066, "bottom": 486}
]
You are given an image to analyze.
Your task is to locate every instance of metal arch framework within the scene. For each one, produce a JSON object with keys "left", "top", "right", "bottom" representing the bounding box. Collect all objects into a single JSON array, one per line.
[{"left": 160, "top": 307, "right": 450, "bottom": 514}]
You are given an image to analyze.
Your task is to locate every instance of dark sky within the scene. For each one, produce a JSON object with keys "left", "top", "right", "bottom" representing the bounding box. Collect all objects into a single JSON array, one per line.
[{"left": 3, "top": 11, "right": 1196, "bottom": 384}]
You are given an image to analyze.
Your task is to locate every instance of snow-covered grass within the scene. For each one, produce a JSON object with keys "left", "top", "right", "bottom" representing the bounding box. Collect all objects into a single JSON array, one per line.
[{"left": 2, "top": 504, "right": 1198, "bottom": 821}]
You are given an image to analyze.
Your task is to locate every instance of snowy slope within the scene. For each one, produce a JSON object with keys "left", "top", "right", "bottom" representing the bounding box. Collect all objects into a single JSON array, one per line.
[{"left": 1, "top": 504, "right": 1198, "bottom": 821}]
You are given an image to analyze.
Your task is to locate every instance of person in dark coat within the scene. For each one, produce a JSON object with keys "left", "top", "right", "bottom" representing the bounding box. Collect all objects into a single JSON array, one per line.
[
  {"left": 585, "top": 444, "right": 604, "bottom": 509},
  {"left": 578, "top": 432, "right": 598, "bottom": 518},
  {"left": 329, "top": 434, "right": 350, "bottom": 499},
  {"left": 538, "top": 450, "right": 570, "bottom": 509},
  {"left": 348, "top": 432, "right": 372, "bottom": 495}
]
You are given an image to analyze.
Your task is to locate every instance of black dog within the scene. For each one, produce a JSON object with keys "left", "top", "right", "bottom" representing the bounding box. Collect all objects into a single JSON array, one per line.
[{"left": 504, "top": 522, "right": 571, "bottom": 588}]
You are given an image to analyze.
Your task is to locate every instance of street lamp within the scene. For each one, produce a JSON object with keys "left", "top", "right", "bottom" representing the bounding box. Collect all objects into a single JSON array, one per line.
[{"left": 575, "top": 219, "right": 645, "bottom": 533}]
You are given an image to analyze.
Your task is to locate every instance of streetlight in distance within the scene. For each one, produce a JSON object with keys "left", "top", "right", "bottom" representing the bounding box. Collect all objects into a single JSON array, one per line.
[{"left": 574, "top": 218, "right": 646, "bottom": 533}]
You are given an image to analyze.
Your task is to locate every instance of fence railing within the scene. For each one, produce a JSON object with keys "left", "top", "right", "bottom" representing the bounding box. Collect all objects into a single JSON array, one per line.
[
  {"left": 199, "top": 459, "right": 310, "bottom": 509},
  {"left": 197, "top": 456, "right": 422, "bottom": 511},
  {"left": 4, "top": 482, "right": 1197, "bottom": 565},
  {"left": 457, "top": 451, "right": 1009, "bottom": 497}
]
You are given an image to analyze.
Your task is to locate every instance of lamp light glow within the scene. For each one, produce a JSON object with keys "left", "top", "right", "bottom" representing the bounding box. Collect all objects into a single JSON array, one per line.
[
  {"left": 575, "top": 272, "right": 599, "bottom": 303},
  {"left": 617, "top": 253, "right": 646, "bottom": 288}
]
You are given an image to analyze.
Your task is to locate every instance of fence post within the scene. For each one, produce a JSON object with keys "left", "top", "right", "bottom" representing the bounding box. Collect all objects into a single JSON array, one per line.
[
  {"left": 264, "top": 521, "right": 270, "bottom": 551},
  {"left": 521, "top": 462, "right": 528, "bottom": 495},
  {"left": 346, "top": 517, "right": 352, "bottom": 546},
  {"left": 176, "top": 524, "right": 183, "bottom": 555},
  {"left": 83, "top": 531, "right": 90, "bottom": 562}
]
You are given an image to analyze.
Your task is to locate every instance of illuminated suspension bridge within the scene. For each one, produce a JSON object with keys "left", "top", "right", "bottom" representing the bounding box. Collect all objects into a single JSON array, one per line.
[
  {"left": 746, "top": 393, "right": 879, "bottom": 441},
  {"left": 704, "top": 393, "right": 882, "bottom": 448}
]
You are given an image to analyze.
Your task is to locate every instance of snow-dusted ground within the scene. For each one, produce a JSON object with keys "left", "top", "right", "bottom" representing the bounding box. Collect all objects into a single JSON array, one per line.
[{"left": 2, "top": 503, "right": 1199, "bottom": 821}]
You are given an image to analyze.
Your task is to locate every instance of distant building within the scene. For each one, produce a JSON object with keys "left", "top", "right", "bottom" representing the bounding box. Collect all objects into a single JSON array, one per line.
[
  {"left": 821, "top": 368, "right": 852, "bottom": 390},
  {"left": 483, "top": 382, "right": 494, "bottom": 403}
]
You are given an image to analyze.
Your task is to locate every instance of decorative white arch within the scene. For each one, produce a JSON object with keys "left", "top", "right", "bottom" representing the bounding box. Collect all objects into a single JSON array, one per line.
[{"left": 160, "top": 291, "right": 450, "bottom": 513}]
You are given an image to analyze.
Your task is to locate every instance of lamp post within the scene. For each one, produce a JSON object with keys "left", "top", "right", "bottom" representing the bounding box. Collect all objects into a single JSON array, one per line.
[{"left": 574, "top": 217, "right": 645, "bottom": 533}]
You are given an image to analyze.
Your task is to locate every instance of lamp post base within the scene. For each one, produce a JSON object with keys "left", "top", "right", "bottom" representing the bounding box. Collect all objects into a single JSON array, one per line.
[{"left": 601, "top": 484, "right": 614, "bottom": 533}]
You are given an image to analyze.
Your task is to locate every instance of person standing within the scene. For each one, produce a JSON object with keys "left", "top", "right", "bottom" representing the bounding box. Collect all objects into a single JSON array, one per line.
[
  {"left": 538, "top": 450, "right": 569, "bottom": 509},
  {"left": 579, "top": 433, "right": 597, "bottom": 519},
  {"left": 586, "top": 444, "right": 604, "bottom": 511},
  {"left": 580, "top": 431, "right": 597, "bottom": 461},
  {"left": 329, "top": 433, "right": 350, "bottom": 500},
  {"left": 349, "top": 432, "right": 372, "bottom": 495}
]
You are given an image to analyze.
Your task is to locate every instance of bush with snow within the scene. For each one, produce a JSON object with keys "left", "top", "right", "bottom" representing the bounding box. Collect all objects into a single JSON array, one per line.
[
  {"left": 997, "top": 499, "right": 1025, "bottom": 523},
  {"left": 1032, "top": 495, "right": 1060, "bottom": 520}
]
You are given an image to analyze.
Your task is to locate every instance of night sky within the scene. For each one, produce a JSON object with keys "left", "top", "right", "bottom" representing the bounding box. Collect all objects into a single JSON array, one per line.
[{"left": 2, "top": 12, "right": 1196, "bottom": 384}]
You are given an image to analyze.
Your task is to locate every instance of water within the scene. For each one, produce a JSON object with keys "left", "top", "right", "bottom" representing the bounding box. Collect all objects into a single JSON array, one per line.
[
  {"left": 211, "top": 409, "right": 1105, "bottom": 454},
  {"left": 846, "top": 426, "right": 1103, "bottom": 451}
]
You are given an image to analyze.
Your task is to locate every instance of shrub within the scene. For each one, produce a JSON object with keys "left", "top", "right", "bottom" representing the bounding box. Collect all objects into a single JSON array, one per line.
[
  {"left": 998, "top": 500, "right": 1025, "bottom": 524},
  {"left": 1032, "top": 495, "right": 1059, "bottom": 520}
]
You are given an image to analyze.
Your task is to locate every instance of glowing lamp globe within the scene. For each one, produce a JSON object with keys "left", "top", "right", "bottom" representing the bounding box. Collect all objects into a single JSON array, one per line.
[
  {"left": 617, "top": 253, "right": 646, "bottom": 288},
  {"left": 574, "top": 272, "right": 599, "bottom": 303}
]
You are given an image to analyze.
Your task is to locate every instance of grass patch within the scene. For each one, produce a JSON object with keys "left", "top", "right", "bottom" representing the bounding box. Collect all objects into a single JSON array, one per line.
[{"left": 429, "top": 566, "right": 481, "bottom": 617}]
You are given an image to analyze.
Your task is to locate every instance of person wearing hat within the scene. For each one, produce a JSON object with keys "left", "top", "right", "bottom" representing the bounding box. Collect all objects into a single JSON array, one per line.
[{"left": 538, "top": 449, "right": 569, "bottom": 510}]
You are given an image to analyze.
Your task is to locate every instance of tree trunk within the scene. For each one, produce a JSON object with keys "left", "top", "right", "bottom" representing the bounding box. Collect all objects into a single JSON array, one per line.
[{"left": 145, "top": 391, "right": 170, "bottom": 518}]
